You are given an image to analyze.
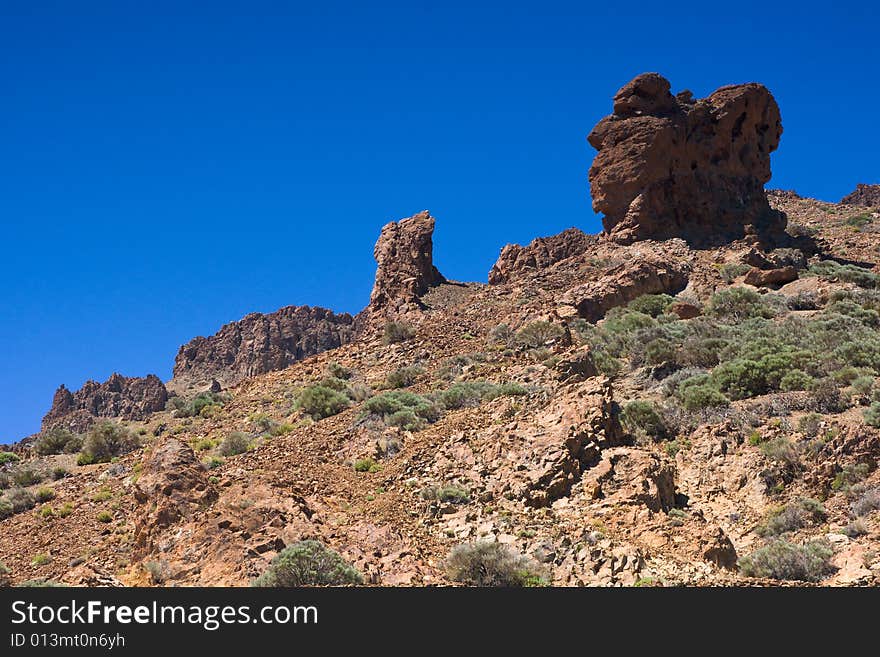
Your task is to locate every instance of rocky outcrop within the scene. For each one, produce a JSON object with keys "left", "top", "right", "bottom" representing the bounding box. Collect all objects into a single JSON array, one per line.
[
  {"left": 132, "top": 438, "right": 217, "bottom": 556},
  {"left": 841, "top": 184, "right": 880, "bottom": 207},
  {"left": 558, "top": 251, "right": 690, "bottom": 322},
  {"left": 366, "top": 210, "right": 444, "bottom": 317},
  {"left": 172, "top": 305, "right": 355, "bottom": 387},
  {"left": 744, "top": 266, "right": 798, "bottom": 287},
  {"left": 488, "top": 228, "right": 593, "bottom": 284},
  {"left": 588, "top": 73, "right": 786, "bottom": 245},
  {"left": 42, "top": 373, "right": 168, "bottom": 432}
]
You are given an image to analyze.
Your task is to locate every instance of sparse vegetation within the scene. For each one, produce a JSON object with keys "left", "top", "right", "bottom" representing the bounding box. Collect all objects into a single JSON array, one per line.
[
  {"left": 421, "top": 483, "right": 470, "bottom": 503},
  {"left": 96, "top": 510, "right": 113, "bottom": 523},
  {"left": 446, "top": 541, "right": 547, "bottom": 587},
  {"left": 382, "top": 321, "right": 415, "bottom": 344},
  {"left": 756, "top": 498, "right": 826, "bottom": 537},
  {"left": 0, "top": 452, "right": 20, "bottom": 465},
  {"left": 251, "top": 540, "right": 363, "bottom": 586},
  {"left": 621, "top": 400, "right": 667, "bottom": 441},
  {"left": 217, "top": 432, "right": 250, "bottom": 457},
  {"left": 169, "top": 391, "right": 228, "bottom": 418},
  {"left": 738, "top": 539, "right": 833, "bottom": 582},
  {"left": 384, "top": 365, "right": 423, "bottom": 389},
  {"left": 34, "top": 427, "right": 80, "bottom": 455},
  {"left": 296, "top": 385, "right": 351, "bottom": 420},
  {"left": 515, "top": 321, "right": 565, "bottom": 349},
  {"left": 354, "top": 458, "right": 380, "bottom": 473},
  {"left": 34, "top": 487, "right": 55, "bottom": 503},
  {"left": 77, "top": 421, "right": 139, "bottom": 465}
]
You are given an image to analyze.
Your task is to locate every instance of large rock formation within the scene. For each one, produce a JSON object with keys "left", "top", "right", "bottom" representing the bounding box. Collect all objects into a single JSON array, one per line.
[
  {"left": 558, "top": 250, "right": 690, "bottom": 322},
  {"left": 42, "top": 373, "right": 168, "bottom": 432},
  {"left": 132, "top": 437, "right": 217, "bottom": 556},
  {"left": 488, "top": 228, "right": 594, "bottom": 284},
  {"left": 841, "top": 184, "right": 880, "bottom": 207},
  {"left": 367, "top": 210, "right": 444, "bottom": 318},
  {"left": 588, "top": 73, "right": 786, "bottom": 245},
  {"left": 172, "top": 305, "right": 355, "bottom": 387}
]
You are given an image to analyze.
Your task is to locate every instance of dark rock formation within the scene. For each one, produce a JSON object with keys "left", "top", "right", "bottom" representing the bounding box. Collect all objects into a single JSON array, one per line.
[
  {"left": 172, "top": 305, "right": 355, "bottom": 387},
  {"left": 588, "top": 73, "right": 786, "bottom": 245},
  {"left": 42, "top": 373, "right": 168, "bottom": 432},
  {"left": 367, "top": 210, "right": 444, "bottom": 317},
  {"left": 841, "top": 184, "right": 880, "bottom": 207},
  {"left": 558, "top": 252, "right": 690, "bottom": 322},
  {"left": 488, "top": 228, "right": 594, "bottom": 284}
]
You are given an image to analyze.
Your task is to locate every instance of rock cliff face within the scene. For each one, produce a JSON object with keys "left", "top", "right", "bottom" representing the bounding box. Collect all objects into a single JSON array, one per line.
[
  {"left": 366, "top": 210, "right": 444, "bottom": 319},
  {"left": 588, "top": 73, "right": 786, "bottom": 245},
  {"left": 488, "top": 228, "right": 593, "bottom": 284},
  {"left": 841, "top": 184, "right": 880, "bottom": 207},
  {"left": 42, "top": 373, "right": 168, "bottom": 432},
  {"left": 172, "top": 305, "right": 355, "bottom": 387}
]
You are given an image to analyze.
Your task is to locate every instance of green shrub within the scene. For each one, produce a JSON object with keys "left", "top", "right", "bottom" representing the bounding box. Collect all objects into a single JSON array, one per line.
[
  {"left": 809, "top": 260, "right": 879, "bottom": 289},
  {"left": 851, "top": 375, "right": 875, "bottom": 397},
  {"left": 718, "top": 262, "right": 751, "bottom": 283},
  {"left": 864, "top": 402, "right": 880, "bottom": 427},
  {"left": 11, "top": 465, "right": 44, "bottom": 487},
  {"left": 31, "top": 554, "right": 51, "bottom": 566},
  {"left": 363, "top": 391, "right": 441, "bottom": 427},
  {"left": 52, "top": 467, "right": 69, "bottom": 481},
  {"left": 78, "top": 421, "right": 139, "bottom": 465},
  {"left": 515, "top": 321, "right": 565, "bottom": 349},
  {"left": 34, "top": 487, "right": 55, "bottom": 503},
  {"left": 845, "top": 213, "right": 873, "bottom": 230},
  {"left": 738, "top": 539, "right": 833, "bottom": 581},
  {"left": 756, "top": 498, "right": 826, "bottom": 537},
  {"left": 679, "top": 384, "right": 729, "bottom": 411},
  {"left": 707, "top": 287, "right": 773, "bottom": 320},
  {"left": 627, "top": 294, "right": 674, "bottom": 317},
  {"left": 0, "top": 499, "right": 13, "bottom": 519},
  {"left": 296, "top": 385, "right": 350, "bottom": 420},
  {"left": 354, "top": 458, "right": 380, "bottom": 473},
  {"left": 171, "top": 391, "right": 227, "bottom": 418},
  {"left": 797, "top": 413, "right": 822, "bottom": 437},
  {"left": 760, "top": 437, "right": 801, "bottom": 470},
  {"left": 621, "top": 400, "right": 667, "bottom": 440},
  {"left": 437, "top": 380, "right": 526, "bottom": 410},
  {"left": 421, "top": 484, "right": 470, "bottom": 503},
  {"left": 217, "top": 432, "right": 250, "bottom": 457},
  {"left": 251, "top": 540, "right": 363, "bottom": 587},
  {"left": 326, "top": 361, "right": 352, "bottom": 380},
  {"left": 850, "top": 487, "right": 880, "bottom": 517},
  {"left": 831, "top": 463, "right": 870, "bottom": 492},
  {"left": 386, "top": 410, "right": 425, "bottom": 432},
  {"left": 382, "top": 321, "right": 415, "bottom": 345},
  {"left": 644, "top": 338, "right": 677, "bottom": 365},
  {"left": 0, "top": 452, "right": 20, "bottom": 465},
  {"left": 96, "top": 510, "right": 113, "bottom": 523},
  {"left": 384, "top": 365, "right": 423, "bottom": 389},
  {"left": 34, "top": 427, "right": 79, "bottom": 455},
  {"left": 446, "top": 541, "right": 546, "bottom": 587},
  {"left": 779, "top": 370, "right": 813, "bottom": 391},
  {"left": 17, "top": 579, "right": 66, "bottom": 587},
  {"left": 711, "top": 359, "right": 768, "bottom": 399}
]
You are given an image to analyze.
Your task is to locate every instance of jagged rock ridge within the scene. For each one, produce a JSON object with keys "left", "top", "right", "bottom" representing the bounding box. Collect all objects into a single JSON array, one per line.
[
  {"left": 42, "top": 373, "right": 168, "bottom": 432},
  {"left": 172, "top": 305, "right": 356, "bottom": 388},
  {"left": 489, "top": 228, "right": 594, "bottom": 285},
  {"left": 588, "top": 72, "right": 786, "bottom": 245},
  {"left": 841, "top": 183, "right": 880, "bottom": 207}
]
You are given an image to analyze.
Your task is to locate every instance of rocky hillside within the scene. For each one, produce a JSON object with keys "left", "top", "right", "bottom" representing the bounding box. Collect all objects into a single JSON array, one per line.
[{"left": 1, "top": 73, "right": 879, "bottom": 588}]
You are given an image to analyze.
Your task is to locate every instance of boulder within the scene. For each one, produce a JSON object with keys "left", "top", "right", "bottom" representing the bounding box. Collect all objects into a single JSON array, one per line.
[
  {"left": 744, "top": 266, "right": 798, "bottom": 287},
  {"left": 588, "top": 73, "right": 786, "bottom": 245}
]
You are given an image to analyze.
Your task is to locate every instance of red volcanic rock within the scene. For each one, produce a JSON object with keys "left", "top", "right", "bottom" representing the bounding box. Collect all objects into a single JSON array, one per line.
[
  {"left": 588, "top": 73, "right": 786, "bottom": 245},
  {"left": 558, "top": 252, "right": 690, "bottom": 322},
  {"left": 667, "top": 301, "right": 701, "bottom": 319},
  {"left": 744, "top": 265, "right": 798, "bottom": 287},
  {"left": 172, "top": 305, "right": 355, "bottom": 387},
  {"left": 42, "top": 373, "right": 168, "bottom": 432},
  {"left": 488, "top": 228, "right": 594, "bottom": 284},
  {"left": 368, "top": 210, "right": 444, "bottom": 315},
  {"left": 841, "top": 184, "right": 880, "bottom": 207}
]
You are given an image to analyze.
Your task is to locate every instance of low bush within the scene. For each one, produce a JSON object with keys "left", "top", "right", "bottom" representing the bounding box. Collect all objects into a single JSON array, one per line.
[
  {"left": 809, "top": 260, "right": 879, "bottom": 289},
  {"left": 627, "top": 294, "right": 674, "bottom": 317},
  {"left": 707, "top": 287, "right": 773, "bottom": 320},
  {"left": 77, "top": 421, "right": 139, "bottom": 465},
  {"left": 850, "top": 486, "right": 880, "bottom": 517},
  {"left": 384, "top": 365, "right": 423, "bottom": 389},
  {"left": 251, "top": 540, "right": 363, "bottom": 587},
  {"left": 170, "top": 391, "right": 227, "bottom": 418},
  {"left": 11, "top": 465, "right": 44, "bottom": 487},
  {"left": 421, "top": 484, "right": 470, "bottom": 504},
  {"left": 96, "top": 510, "right": 113, "bottom": 523},
  {"left": 326, "top": 361, "right": 352, "bottom": 380},
  {"left": 296, "top": 385, "right": 350, "bottom": 420},
  {"left": 738, "top": 539, "right": 833, "bottom": 582},
  {"left": 354, "top": 458, "right": 380, "bottom": 473},
  {"left": 446, "top": 541, "right": 546, "bottom": 587},
  {"left": 363, "top": 391, "right": 441, "bottom": 429},
  {"left": 382, "top": 321, "right": 415, "bottom": 345},
  {"left": 756, "top": 498, "right": 826, "bottom": 537},
  {"left": 34, "top": 427, "right": 80, "bottom": 455},
  {"left": 4, "top": 488, "right": 36, "bottom": 513},
  {"left": 515, "top": 321, "right": 565, "bottom": 349},
  {"left": 217, "top": 432, "right": 250, "bottom": 457},
  {"left": 34, "top": 487, "right": 55, "bottom": 503},
  {"left": 0, "top": 452, "right": 19, "bottom": 465},
  {"left": 621, "top": 400, "right": 667, "bottom": 440}
]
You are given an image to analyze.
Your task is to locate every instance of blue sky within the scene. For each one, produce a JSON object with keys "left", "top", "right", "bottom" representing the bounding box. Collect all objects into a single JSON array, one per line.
[{"left": 1, "top": 1, "right": 877, "bottom": 440}]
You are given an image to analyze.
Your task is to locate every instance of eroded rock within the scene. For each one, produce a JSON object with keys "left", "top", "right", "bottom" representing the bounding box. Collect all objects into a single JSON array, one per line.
[
  {"left": 489, "top": 228, "right": 593, "bottom": 284},
  {"left": 841, "top": 183, "right": 880, "bottom": 208},
  {"left": 588, "top": 73, "right": 786, "bottom": 245}
]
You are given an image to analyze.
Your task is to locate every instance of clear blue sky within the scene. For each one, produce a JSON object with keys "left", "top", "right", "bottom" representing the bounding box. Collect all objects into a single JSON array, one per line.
[{"left": 2, "top": 1, "right": 877, "bottom": 440}]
